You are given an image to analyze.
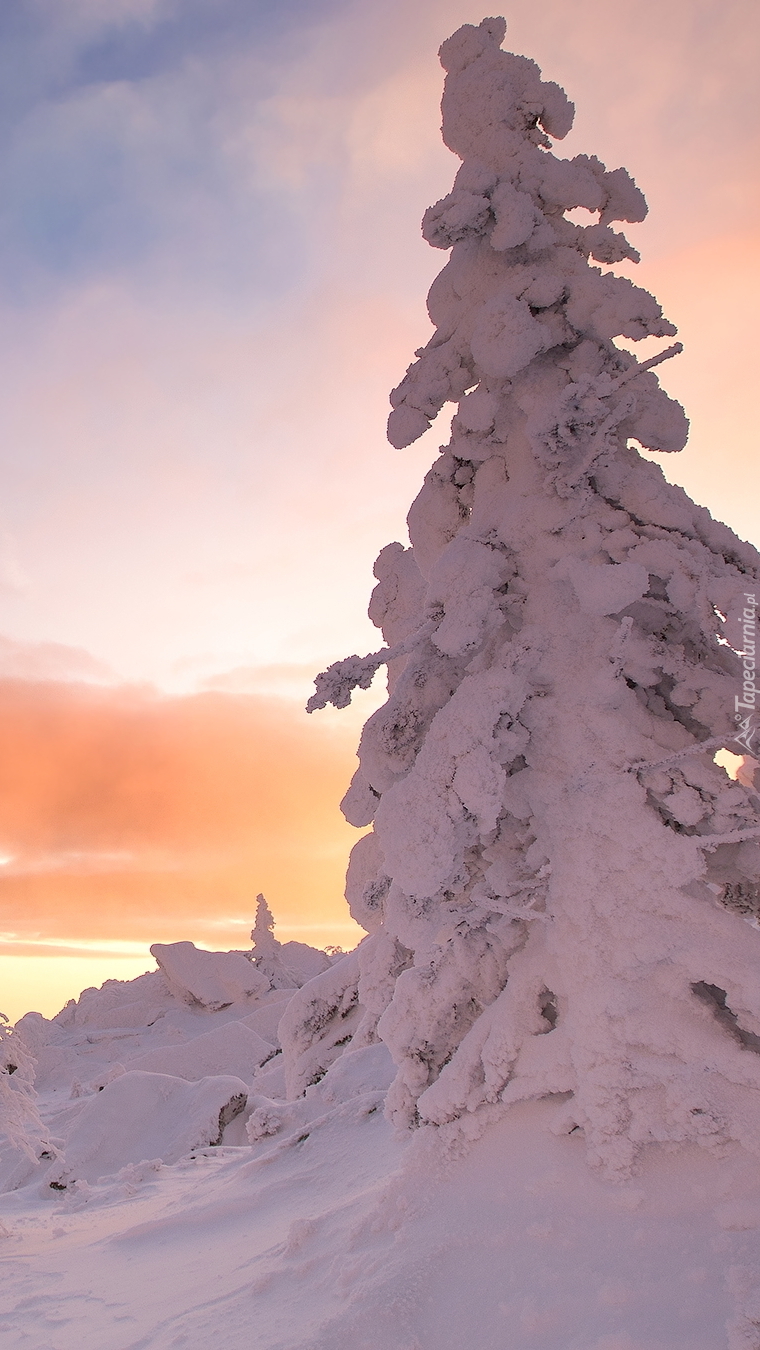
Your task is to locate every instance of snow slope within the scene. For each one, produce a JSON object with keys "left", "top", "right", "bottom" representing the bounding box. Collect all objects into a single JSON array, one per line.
[
  {"left": 2, "top": 1090, "right": 760, "bottom": 1348},
  {"left": 1, "top": 946, "right": 759, "bottom": 1349}
]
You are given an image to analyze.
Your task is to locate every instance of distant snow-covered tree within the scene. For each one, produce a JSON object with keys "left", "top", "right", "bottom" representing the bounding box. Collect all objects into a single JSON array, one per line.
[
  {"left": 305, "top": 17, "right": 760, "bottom": 1177},
  {"left": 249, "top": 893, "right": 333, "bottom": 993},
  {"left": 251, "top": 893, "right": 278, "bottom": 960},
  {"left": 249, "top": 892, "right": 298, "bottom": 990}
]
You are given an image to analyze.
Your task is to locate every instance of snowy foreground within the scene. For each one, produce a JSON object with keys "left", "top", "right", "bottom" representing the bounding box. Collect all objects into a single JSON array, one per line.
[{"left": 2, "top": 939, "right": 760, "bottom": 1350}]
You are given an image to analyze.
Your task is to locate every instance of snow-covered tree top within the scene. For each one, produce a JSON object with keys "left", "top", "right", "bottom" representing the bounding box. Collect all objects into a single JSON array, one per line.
[{"left": 388, "top": 16, "right": 685, "bottom": 465}]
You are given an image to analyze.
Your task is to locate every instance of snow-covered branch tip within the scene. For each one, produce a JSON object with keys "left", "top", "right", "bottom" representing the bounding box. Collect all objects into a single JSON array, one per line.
[
  {"left": 612, "top": 341, "right": 683, "bottom": 391},
  {"left": 307, "top": 622, "right": 435, "bottom": 712},
  {"left": 307, "top": 649, "right": 389, "bottom": 713}
]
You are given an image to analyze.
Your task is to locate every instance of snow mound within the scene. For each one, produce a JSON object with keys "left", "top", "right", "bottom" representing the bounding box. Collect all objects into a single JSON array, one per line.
[
  {"left": 4, "top": 1089, "right": 759, "bottom": 1349},
  {"left": 316, "top": 1042, "right": 396, "bottom": 1105},
  {"left": 278, "top": 940, "right": 332, "bottom": 984},
  {"left": 53, "top": 969, "right": 174, "bottom": 1029},
  {"left": 128, "top": 1020, "right": 275, "bottom": 1083},
  {"left": 45, "top": 1071, "right": 249, "bottom": 1187},
  {"left": 150, "top": 941, "right": 269, "bottom": 1009}
]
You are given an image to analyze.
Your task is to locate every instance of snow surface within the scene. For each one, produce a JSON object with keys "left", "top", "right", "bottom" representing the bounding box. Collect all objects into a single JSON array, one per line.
[
  {"left": 2, "top": 956, "right": 760, "bottom": 1349},
  {"left": 3, "top": 16, "right": 760, "bottom": 1349}
]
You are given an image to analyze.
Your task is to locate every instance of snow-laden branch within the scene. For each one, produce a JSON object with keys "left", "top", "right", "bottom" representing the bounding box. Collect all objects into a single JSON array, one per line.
[
  {"left": 558, "top": 343, "right": 685, "bottom": 490},
  {"left": 627, "top": 734, "right": 754, "bottom": 775},
  {"left": 307, "top": 621, "right": 435, "bottom": 713},
  {"left": 611, "top": 341, "right": 683, "bottom": 390},
  {"left": 700, "top": 825, "right": 760, "bottom": 848}
]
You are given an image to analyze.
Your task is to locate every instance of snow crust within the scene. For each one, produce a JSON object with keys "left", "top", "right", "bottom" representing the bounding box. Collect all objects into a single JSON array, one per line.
[{"left": 2, "top": 1035, "right": 760, "bottom": 1350}]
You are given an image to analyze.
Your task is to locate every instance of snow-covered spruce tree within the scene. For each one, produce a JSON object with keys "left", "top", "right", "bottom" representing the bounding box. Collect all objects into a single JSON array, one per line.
[
  {"left": 249, "top": 893, "right": 297, "bottom": 989},
  {"left": 302, "top": 17, "right": 760, "bottom": 1176}
]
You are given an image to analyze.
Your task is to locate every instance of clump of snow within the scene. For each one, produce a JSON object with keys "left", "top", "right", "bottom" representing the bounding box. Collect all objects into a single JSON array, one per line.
[
  {"left": 53, "top": 968, "right": 175, "bottom": 1030},
  {"left": 240, "top": 992, "right": 292, "bottom": 1047},
  {"left": 150, "top": 940, "right": 270, "bottom": 1009},
  {"left": 315, "top": 1041, "right": 396, "bottom": 1106},
  {"left": 0, "top": 1013, "right": 55, "bottom": 1190},
  {"left": 308, "top": 15, "right": 760, "bottom": 1180}
]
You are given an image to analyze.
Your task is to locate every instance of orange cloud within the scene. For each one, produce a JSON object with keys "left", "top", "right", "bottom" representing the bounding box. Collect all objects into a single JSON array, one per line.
[{"left": 0, "top": 677, "right": 366, "bottom": 954}]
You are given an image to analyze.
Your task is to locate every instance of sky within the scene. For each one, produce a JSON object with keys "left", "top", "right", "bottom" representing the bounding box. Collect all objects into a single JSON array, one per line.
[{"left": 0, "top": 0, "right": 758, "bottom": 1021}]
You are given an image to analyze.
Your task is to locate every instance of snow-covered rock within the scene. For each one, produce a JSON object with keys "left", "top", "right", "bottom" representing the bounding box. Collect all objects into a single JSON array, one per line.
[
  {"left": 150, "top": 941, "right": 269, "bottom": 1009},
  {"left": 43, "top": 1071, "right": 249, "bottom": 1187}
]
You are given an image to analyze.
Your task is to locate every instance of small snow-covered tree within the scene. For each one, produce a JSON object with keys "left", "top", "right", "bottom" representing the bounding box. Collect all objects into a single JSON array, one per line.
[
  {"left": 249, "top": 893, "right": 298, "bottom": 989},
  {"left": 307, "top": 17, "right": 760, "bottom": 1176},
  {"left": 251, "top": 893, "right": 278, "bottom": 960}
]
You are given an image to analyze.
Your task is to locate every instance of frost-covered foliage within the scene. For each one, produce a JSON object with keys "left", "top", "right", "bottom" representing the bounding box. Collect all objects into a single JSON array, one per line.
[
  {"left": 386, "top": 16, "right": 684, "bottom": 459},
  {"left": 279, "top": 950, "right": 363, "bottom": 1098},
  {"left": 308, "top": 18, "right": 760, "bottom": 1177},
  {"left": 0, "top": 1012, "right": 52, "bottom": 1172}
]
